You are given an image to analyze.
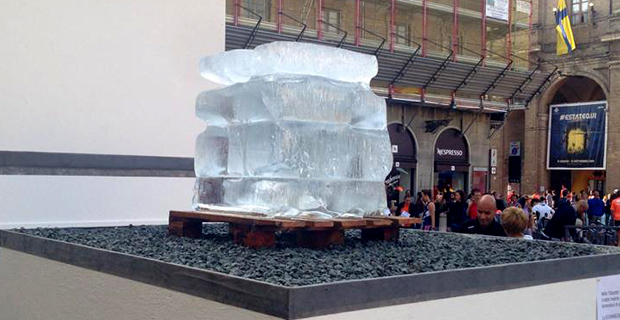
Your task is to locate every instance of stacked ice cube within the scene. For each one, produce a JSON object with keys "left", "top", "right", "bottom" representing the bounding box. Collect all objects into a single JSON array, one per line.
[{"left": 194, "top": 42, "right": 392, "bottom": 218}]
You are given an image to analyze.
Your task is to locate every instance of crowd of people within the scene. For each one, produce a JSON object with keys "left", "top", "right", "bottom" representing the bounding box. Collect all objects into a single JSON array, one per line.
[{"left": 386, "top": 186, "right": 620, "bottom": 245}]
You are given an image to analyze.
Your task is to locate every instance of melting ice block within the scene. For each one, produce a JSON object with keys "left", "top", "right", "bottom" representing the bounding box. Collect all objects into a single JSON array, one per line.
[
  {"left": 194, "top": 41, "right": 392, "bottom": 217},
  {"left": 199, "top": 42, "right": 378, "bottom": 86},
  {"left": 196, "top": 75, "right": 386, "bottom": 129}
]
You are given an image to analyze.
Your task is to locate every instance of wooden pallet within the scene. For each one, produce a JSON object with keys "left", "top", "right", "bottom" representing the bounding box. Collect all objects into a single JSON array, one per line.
[{"left": 168, "top": 210, "right": 421, "bottom": 249}]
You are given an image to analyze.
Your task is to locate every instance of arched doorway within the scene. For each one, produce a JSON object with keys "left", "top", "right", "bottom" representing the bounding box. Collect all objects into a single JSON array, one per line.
[
  {"left": 548, "top": 76, "right": 606, "bottom": 105},
  {"left": 385, "top": 123, "right": 417, "bottom": 207},
  {"left": 546, "top": 76, "right": 607, "bottom": 194},
  {"left": 434, "top": 128, "right": 470, "bottom": 194}
]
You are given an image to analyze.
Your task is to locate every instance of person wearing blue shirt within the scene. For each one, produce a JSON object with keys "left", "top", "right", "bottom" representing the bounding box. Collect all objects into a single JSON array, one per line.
[{"left": 587, "top": 190, "right": 605, "bottom": 224}]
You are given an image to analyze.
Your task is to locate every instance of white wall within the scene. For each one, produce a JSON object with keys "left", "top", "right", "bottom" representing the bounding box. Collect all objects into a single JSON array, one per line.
[
  {"left": 0, "top": 0, "right": 223, "bottom": 156},
  {"left": 0, "top": 0, "right": 224, "bottom": 227},
  {"left": 0, "top": 176, "right": 195, "bottom": 228}
]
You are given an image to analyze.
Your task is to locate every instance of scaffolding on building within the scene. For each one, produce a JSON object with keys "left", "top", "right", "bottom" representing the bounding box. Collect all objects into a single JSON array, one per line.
[{"left": 227, "top": 0, "right": 558, "bottom": 112}]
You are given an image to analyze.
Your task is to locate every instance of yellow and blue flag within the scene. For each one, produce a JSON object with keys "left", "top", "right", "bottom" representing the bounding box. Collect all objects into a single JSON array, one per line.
[{"left": 555, "top": 0, "right": 576, "bottom": 56}]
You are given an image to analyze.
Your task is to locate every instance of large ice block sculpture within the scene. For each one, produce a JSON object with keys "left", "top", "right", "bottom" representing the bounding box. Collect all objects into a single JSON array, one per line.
[{"left": 194, "top": 41, "right": 392, "bottom": 218}]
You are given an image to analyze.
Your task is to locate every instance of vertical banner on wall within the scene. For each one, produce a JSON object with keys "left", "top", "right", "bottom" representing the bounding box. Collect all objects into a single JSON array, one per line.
[
  {"left": 486, "top": 0, "right": 509, "bottom": 21},
  {"left": 547, "top": 101, "right": 608, "bottom": 170},
  {"left": 473, "top": 168, "right": 488, "bottom": 193},
  {"left": 509, "top": 141, "right": 521, "bottom": 156}
]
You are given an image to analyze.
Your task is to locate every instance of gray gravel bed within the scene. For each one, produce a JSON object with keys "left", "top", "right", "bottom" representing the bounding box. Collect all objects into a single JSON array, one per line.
[{"left": 15, "top": 224, "right": 619, "bottom": 287}]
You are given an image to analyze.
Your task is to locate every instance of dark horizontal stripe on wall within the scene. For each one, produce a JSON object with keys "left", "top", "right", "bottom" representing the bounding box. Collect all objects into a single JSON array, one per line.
[
  {"left": 0, "top": 151, "right": 195, "bottom": 177},
  {"left": 0, "top": 167, "right": 195, "bottom": 177}
]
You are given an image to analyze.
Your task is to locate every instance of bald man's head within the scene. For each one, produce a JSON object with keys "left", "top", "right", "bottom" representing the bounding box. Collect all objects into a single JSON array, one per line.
[
  {"left": 479, "top": 195, "right": 497, "bottom": 210},
  {"left": 477, "top": 194, "right": 497, "bottom": 228}
]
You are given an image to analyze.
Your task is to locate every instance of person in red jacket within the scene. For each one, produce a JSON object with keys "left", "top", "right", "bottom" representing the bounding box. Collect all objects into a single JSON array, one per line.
[{"left": 467, "top": 189, "right": 482, "bottom": 220}]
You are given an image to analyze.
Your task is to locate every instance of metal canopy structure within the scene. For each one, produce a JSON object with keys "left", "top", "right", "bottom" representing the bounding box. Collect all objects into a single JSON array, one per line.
[{"left": 225, "top": 21, "right": 557, "bottom": 110}]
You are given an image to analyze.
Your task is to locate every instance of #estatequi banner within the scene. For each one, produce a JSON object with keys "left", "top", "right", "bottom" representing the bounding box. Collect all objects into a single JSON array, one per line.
[{"left": 547, "top": 101, "right": 607, "bottom": 170}]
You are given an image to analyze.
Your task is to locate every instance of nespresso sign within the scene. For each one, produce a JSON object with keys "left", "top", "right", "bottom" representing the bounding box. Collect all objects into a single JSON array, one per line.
[
  {"left": 436, "top": 148, "right": 464, "bottom": 157},
  {"left": 435, "top": 129, "right": 468, "bottom": 163}
]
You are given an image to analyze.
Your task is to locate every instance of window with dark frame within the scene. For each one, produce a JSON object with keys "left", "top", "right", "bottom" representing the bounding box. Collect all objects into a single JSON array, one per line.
[{"left": 570, "top": 0, "right": 589, "bottom": 24}]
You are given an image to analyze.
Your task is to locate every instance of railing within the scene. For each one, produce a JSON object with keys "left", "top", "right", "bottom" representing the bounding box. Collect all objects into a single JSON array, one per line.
[
  {"left": 318, "top": 20, "right": 347, "bottom": 48},
  {"left": 480, "top": 48, "right": 513, "bottom": 98},
  {"left": 421, "top": 38, "right": 454, "bottom": 91},
  {"left": 358, "top": 27, "right": 386, "bottom": 56},
  {"left": 390, "top": 33, "right": 422, "bottom": 86},
  {"left": 535, "top": 223, "right": 620, "bottom": 246},
  {"left": 525, "top": 66, "right": 558, "bottom": 107},
  {"left": 236, "top": 4, "right": 263, "bottom": 49},
  {"left": 563, "top": 225, "right": 620, "bottom": 246},
  {"left": 510, "top": 64, "right": 540, "bottom": 102},
  {"left": 278, "top": 11, "right": 307, "bottom": 42},
  {"left": 453, "top": 45, "right": 485, "bottom": 95}
]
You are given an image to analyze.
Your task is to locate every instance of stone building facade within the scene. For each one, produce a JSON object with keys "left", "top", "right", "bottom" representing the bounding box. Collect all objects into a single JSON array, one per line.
[
  {"left": 491, "top": 0, "right": 620, "bottom": 195},
  {"left": 386, "top": 103, "right": 492, "bottom": 198}
]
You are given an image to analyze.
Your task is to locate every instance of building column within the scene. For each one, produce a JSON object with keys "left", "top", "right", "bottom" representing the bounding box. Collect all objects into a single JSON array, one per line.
[
  {"left": 522, "top": 97, "right": 540, "bottom": 195},
  {"left": 535, "top": 97, "right": 550, "bottom": 195},
  {"left": 522, "top": 92, "right": 554, "bottom": 196},
  {"left": 412, "top": 108, "right": 435, "bottom": 192},
  {"left": 606, "top": 63, "right": 620, "bottom": 193},
  {"left": 490, "top": 110, "right": 525, "bottom": 196}
]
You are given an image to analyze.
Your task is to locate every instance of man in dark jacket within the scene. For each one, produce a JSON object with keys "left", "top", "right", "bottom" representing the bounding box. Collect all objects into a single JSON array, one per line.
[
  {"left": 556, "top": 189, "right": 571, "bottom": 208},
  {"left": 543, "top": 200, "right": 588, "bottom": 240},
  {"left": 460, "top": 195, "right": 507, "bottom": 237}
]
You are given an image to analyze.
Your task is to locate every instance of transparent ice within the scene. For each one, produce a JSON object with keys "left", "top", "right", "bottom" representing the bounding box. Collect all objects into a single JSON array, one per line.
[
  {"left": 194, "top": 42, "right": 392, "bottom": 218},
  {"left": 199, "top": 42, "right": 378, "bottom": 86}
]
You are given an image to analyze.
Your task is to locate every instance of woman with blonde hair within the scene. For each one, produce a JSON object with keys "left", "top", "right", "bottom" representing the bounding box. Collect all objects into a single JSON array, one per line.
[{"left": 501, "top": 207, "right": 533, "bottom": 240}]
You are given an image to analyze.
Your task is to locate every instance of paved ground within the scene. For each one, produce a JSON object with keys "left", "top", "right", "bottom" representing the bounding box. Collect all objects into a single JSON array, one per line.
[{"left": 17, "top": 224, "right": 619, "bottom": 286}]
